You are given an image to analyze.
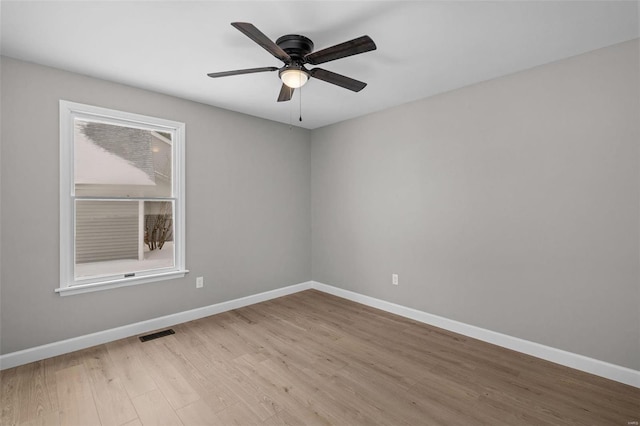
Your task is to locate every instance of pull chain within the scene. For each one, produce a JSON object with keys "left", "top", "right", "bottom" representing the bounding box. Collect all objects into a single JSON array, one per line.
[{"left": 299, "top": 85, "right": 303, "bottom": 122}]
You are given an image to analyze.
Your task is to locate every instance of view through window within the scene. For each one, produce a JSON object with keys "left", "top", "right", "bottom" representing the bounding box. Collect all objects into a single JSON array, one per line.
[{"left": 59, "top": 101, "right": 186, "bottom": 294}]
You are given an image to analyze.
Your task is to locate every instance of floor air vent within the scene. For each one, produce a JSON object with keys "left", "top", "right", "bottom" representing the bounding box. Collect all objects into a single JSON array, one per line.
[{"left": 139, "top": 329, "right": 175, "bottom": 342}]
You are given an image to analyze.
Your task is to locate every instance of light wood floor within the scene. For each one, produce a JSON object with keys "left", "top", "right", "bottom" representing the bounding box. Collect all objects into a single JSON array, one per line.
[{"left": 1, "top": 289, "right": 638, "bottom": 425}]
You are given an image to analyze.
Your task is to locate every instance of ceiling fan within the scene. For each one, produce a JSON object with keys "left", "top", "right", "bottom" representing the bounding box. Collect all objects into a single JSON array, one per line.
[{"left": 207, "top": 22, "right": 377, "bottom": 102}]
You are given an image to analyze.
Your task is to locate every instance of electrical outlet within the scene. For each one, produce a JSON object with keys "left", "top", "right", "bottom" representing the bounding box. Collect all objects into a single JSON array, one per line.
[
  {"left": 392, "top": 274, "right": 399, "bottom": 286},
  {"left": 196, "top": 276, "right": 204, "bottom": 288}
]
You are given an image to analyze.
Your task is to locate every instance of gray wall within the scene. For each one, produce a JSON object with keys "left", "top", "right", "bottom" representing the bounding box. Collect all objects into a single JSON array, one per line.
[
  {"left": 0, "top": 57, "right": 311, "bottom": 354},
  {"left": 311, "top": 40, "right": 640, "bottom": 370}
]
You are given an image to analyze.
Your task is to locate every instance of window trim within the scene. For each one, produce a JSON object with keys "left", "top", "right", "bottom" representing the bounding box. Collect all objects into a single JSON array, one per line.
[{"left": 58, "top": 100, "right": 187, "bottom": 296}]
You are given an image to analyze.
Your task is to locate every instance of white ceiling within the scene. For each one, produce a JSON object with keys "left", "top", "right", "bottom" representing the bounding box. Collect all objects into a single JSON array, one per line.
[{"left": 1, "top": 1, "right": 638, "bottom": 129}]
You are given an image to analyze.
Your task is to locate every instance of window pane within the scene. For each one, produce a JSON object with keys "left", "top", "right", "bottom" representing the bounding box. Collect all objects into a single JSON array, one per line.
[
  {"left": 75, "top": 200, "right": 174, "bottom": 279},
  {"left": 74, "top": 119, "right": 172, "bottom": 197}
]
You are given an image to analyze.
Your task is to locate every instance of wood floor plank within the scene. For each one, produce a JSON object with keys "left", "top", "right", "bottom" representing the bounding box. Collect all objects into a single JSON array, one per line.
[
  {"left": 82, "top": 345, "right": 138, "bottom": 426},
  {"left": 131, "top": 390, "right": 183, "bottom": 426},
  {"left": 329, "top": 360, "right": 446, "bottom": 426},
  {"left": 1, "top": 367, "right": 19, "bottom": 426},
  {"left": 293, "top": 352, "right": 416, "bottom": 426},
  {"left": 2, "top": 290, "right": 638, "bottom": 425},
  {"left": 41, "top": 350, "right": 85, "bottom": 415},
  {"left": 55, "top": 363, "right": 101, "bottom": 426},
  {"left": 0, "top": 361, "right": 53, "bottom": 426},
  {"left": 174, "top": 320, "right": 282, "bottom": 420},
  {"left": 261, "top": 408, "right": 321, "bottom": 426},
  {"left": 158, "top": 332, "right": 233, "bottom": 401},
  {"left": 105, "top": 338, "right": 157, "bottom": 399},
  {"left": 54, "top": 364, "right": 94, "bottom": 414},
  {"left": 16, "top": 361, "right": 52, "bottom": 425},
  {"left": 174, "top": 398, "right": 219, "bottom": 425},
  {"left": 16, "top": 409, "right": 60, "bottom": 426},
  {"left": 237, "top": 354, "right": 384, "bottom": 425},
  {"left": 212, "top": 401, "right": 266, "bottom": 425},
  {"left": 58, "top": 403, "right": 101, "bottom": 426},
  {"left": 230, "top": 354, "right": 335, "bottom": 425},
  {"left": 164, "top": 327, "right": 239, "bottom": 413},
  {"left": 135, "top": 338, "right": 200, "bottom": 410}
]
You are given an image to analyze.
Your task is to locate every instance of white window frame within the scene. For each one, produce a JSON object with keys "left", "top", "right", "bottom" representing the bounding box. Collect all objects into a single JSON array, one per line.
[{"left": 58, "top": 100, "right": 187, "bottom": 296}]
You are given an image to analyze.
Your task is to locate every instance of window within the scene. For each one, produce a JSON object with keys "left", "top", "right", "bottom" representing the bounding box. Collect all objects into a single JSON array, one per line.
[{"left": 58, "top": 101, "right": 186, "bottom": 295}]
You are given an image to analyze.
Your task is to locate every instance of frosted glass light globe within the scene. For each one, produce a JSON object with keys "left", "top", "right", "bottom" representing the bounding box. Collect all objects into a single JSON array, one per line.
[{"left": 280, "top": 69, "right": 309, "bottom": 89}]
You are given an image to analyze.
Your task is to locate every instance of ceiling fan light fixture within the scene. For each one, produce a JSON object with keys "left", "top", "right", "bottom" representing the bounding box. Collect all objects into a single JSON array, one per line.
[
  {"left": 207, "top": 23, "right": 377, "bottom": 102},
  {"left": 280, "top": 68, "right": 309, "bottom": 88}
]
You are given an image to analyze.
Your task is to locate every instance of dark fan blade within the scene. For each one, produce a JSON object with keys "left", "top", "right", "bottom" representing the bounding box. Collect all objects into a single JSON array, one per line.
[
  {"left": 207, "top": 66, "right": 278, "bottom": 78},
  {"left": 305, "top": 35, "right": 376, "bottom": 65},
  {"left": 277, "top": 84, "right": 294, "bottom": 102},
  {"left": 231, "top": 22, "right": 291, "bottom": 63},
  {"left": 308, "top": 68, "right": 367, "bottom": 92}
]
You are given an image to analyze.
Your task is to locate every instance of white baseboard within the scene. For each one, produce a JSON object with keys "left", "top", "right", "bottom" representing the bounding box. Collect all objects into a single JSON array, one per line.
[
  {"left": 0, "top": 281, "right": 313, "bottom": 370},
  {"left": 311, "top": 281, "right": 640, "bottom": 389},
  {"left": 2, "top": 279, "right": 638, "bottom": 389}
]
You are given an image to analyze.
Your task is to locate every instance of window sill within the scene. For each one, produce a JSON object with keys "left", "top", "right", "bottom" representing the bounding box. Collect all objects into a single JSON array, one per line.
[{"left": 55, "top": 270, "right": 189, "bottom": 296}]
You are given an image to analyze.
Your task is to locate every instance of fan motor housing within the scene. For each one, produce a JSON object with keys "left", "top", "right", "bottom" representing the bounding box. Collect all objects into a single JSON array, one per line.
[{"left": 276, "top": 34, "right": 314, "bottom": 60}]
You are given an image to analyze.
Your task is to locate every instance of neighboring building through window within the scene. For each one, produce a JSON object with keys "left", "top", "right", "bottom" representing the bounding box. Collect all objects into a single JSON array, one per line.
[{"left": 59, "top": 101, "right": 186, "bottom": 295}]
